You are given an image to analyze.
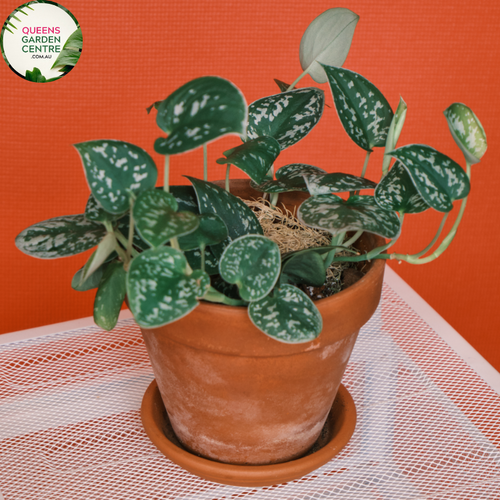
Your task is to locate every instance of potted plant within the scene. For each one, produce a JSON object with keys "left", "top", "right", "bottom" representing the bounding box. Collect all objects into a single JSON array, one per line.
[{"left": 15, "top": 7, "right": 486, "bottom": 486}]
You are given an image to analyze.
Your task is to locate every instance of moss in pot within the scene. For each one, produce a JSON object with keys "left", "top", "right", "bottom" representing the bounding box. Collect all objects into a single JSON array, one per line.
[{"left": 15, "top": 7, "right": 487, "bottom": 483}]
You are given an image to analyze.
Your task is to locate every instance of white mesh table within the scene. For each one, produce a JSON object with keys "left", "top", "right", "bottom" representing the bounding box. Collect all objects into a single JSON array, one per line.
[{"left": 1, "top": 267, "right": 500, "bottom": 500}]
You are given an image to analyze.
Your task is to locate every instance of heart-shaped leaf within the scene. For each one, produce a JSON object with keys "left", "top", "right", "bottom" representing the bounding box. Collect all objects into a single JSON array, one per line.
[
  {"left": 154, "top": 76, "right": 247, "bottom": 155},
  {"left": 216, "top": 137, "right": 281, "bottom": 184},
  {"left": 84, "top": 194, "right": 124, "bottom": 223},
  {"left": 375, "top": 162, "right": 429, "bottom": 214},
  {"left": 444, "top": 103, "right": 487, "bottom": 164},
  {"left": 249, "top": 284, "right": 322, "bottom": 343},
  {"left": 389, "top": 144, "right": 470, "bottom": 212},
  {"left": 127, "top": 247, "right": 210, "bottom": 328},
  {"left": 178, "top": 214, "right": 228, "bottom": 251},
  {"left": 188, "top": 177, "right": 263, "bottom": 258},
  {"left": 133, "top": 189, "right": 199, "bottom": 248},
  {"left": 251, "top": 164, "right": 327, "bottom": 193},
  {"left": 16, "top": 215, "right": 106, "bottom": 259},
  {"left": 304, "top": 172, "right": 376, "bottom": 195},
  {"left": 219, "top": 235, "right": 281, "bottom": 302},
  {"left": 298, "top": 194, "right": 400, "bottom": 238},
  {"left": 323, "top": 65, "right": 393, "bottom": 151},
  {"left": 94, "top": 261, "right": 127, "bottom": 331},
  {"left": 247, "top": 88, "right": 324, "bottom": 150},
  {"left": 74, "top": 140, "right": 158, "bottom": 214},
  {"left": 300, "top": 8, "right": 359, "bottom": 84},
  {"left": 185, "top": 246, "right": 220, "bottom": 275},
  {"left": 281, "top": 250, "right": 326, "bottom": 287}
]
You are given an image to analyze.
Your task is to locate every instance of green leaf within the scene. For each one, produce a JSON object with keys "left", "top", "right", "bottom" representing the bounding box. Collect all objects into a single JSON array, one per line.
[
  {"left": 185, "top": 247, "right": 220, "bottom": 275},
  {"left": 178, "top": 214, "right": 228, "bottom": 251},
  {"left": 94, "top": 261, "right": 127, "bottom": 331},
  {"left": 375, "top": 162, "right": 429, "bottom": 214},
  {"left": 444, "top": 103, "right": 487, "bottom": 164},
  {"left": 299, "top": 8, "right": 359, "bottom": 84},
  {"left": 84, "top": 194, "right": 123, "bottom": 223},
  {"left": 188, "top": 177, "right": 263, "bottom": 258},
  {"left": 216, "top": 137, "right": 281, "bottom": 184},
  {"left": 74, "top": 140, "right": 158, "bottom": 214},
  {"left": 247, "top": 88, "right": 324, "bottom": 150},
  {"left": 169, "top": 185, "right": 199, "bottom": 213},
  {"left": 323, "top": 65, "right": 393, "bottom": 151},
  {"left": 79, "top": 232, "right": 117, "bottom": 285},
  {"left": 383, "top": 97, "right": 407, "bottom": 174},
  {"left": 252, "top": 164, "right": 327, "bottom": 193},
  {"left": 72, "top": 262, "right": 108, "bottom": 292},
  {"left": 127, "top": 247, "right": 210, "bottom": 328},
  {"left": 248, "top": 285, "right": 322, "bottom": 343},
  {"left": 389, "top": 144, "right": 470, "bottom": 212},
  {"left": 16, "top": 215, "right": 106, "bottom": 259},
  {"left": 304, "top": 172, "right": 376, "bottom": 195},
  {"left": 298, "top": 194, "right": 401, "bottom": 238},
  {"left": 51, "top": 28, "right": 82, "bottom": 72},
  {"left": 281, "top": 251, "right": 326, "bottom": 287},
  {"left": 154, "top": 76, "right": 247, "bottom": 155},
  {"left": 25, "top": 67, "right": 46, "bottom": 82},
  {"left": 133, "top": 189, "right": 199, "bottom": 248},
  {"left": 219, "top": 235, "right": 281, "bottom": 302}
]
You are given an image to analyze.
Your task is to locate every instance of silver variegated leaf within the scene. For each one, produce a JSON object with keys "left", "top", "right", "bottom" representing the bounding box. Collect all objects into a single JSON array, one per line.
[
  {"left": 444, "top": 103, "right": 487, "bottom": 164},
  {"left": 323, "top": 65, "right": 393, "bottom": 151},
  {"left": 389, "top": 144, "right": 470, "bottom": 212},
  {"left": 185, "top": 246, "right": 220, "bottom": 275},
  {"left": 94, "top": 261, "right": 127, "bottom": 331},
  {"left": 127, "top": 247, "right": 210, "bottom": 328},
  {"left": 178, "top": 214, "right": 228, "bottom": 251},
  {"left": 154, "top": 76, "right": 247, "bottom": 155},
  {"left": 84, "top": 194, "right": 123, "bottom": 223},
  {"left": 247, "top": 88, "right": 324, "bottom": 150},
  {"left": 299, "top": 8, "right": 359, "bottom": 84},
  {"left": 75, "top": 140, "right": 157, "bottom": 215},
  {"left": 133, "top": 189, "right": 199, "bottom": 248},
  {"left": 251, "top": 163, "right": 326, "bottom": 193},
  {"left": 375, "top": 162, "right": 429, "bottom": 214},
  {"left": 16, "top": 215, "right": 106, "bottom": 259},
  {"left": 304, "top": 172, "right": 376, "bottom": 195},
  {"left": 298, "top": 194, "right": 400, "bottom": 238},
  {"left": 188, "top": 177, "right": 263, "bottom": 258},
  {"left": 248, "top": 284, "right": 322, "bottom": 343},
  {"left": 219, "top": 235, "right": 281, "bottom": 302},
  {"left": 216, "top": 136, "right": 281, "bottom": 184},
  {"left": 170, "top": 185, "right": 199, "bottom": 213}
]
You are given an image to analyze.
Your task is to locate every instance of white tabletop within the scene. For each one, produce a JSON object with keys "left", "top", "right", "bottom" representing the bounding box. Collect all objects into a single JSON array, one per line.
[{"left": 1, "top": 267, "right": 499, "bottom": 500}]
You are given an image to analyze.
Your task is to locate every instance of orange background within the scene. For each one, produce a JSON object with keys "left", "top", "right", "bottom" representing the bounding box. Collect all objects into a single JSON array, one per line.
[{"left": 1, "top": 1, "right": 499, "bottom": 370}]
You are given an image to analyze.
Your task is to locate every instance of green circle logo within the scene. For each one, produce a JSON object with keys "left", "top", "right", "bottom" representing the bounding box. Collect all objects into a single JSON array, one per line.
[{"left": 1, "top": 1, "right": 81, "bottom": 82}]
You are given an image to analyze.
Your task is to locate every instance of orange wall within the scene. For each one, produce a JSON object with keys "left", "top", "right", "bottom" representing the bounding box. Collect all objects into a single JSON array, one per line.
[{"left": 2, "top": 1, "right": 499, "bottom": 370}]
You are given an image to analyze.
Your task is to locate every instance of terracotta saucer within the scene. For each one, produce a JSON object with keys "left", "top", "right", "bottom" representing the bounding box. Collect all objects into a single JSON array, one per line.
[{"left": 141, "top": 379, "right": 357, "bottom": 487}]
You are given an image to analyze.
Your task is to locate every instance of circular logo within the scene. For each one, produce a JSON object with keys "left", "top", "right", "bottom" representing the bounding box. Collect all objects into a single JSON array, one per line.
[{"left": 1, "top": 1, "right": 81, "bottom": 82}]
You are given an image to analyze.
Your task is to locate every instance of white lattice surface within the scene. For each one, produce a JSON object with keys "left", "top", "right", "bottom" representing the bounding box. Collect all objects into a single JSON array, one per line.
[{"left": 1, "top": 281, "right": 500, "bottom": 500}]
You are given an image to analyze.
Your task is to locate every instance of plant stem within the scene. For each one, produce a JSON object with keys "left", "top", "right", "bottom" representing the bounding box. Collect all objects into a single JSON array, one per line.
[
  {"left": 203, "top": 143, "right": 208, "bottom": 181},
  {"left": 225, "top": 164, "right": 231, "bottom": 192},
  {"left": 115, "top": 229, "right": 139, "bottom": 257},
  {"left": 360, "top": 150, "right": 372, "bottom": 179},
  {"left": 170, "top": 237, "right": 180, "bottom": 250},
  {"left": 126, "top": 198, "right": 135, "bottom": 261},
  {"left": 270, "top": 192, "right": 279, "bottom": 207},
  {"left": 203, "top": 286, "right": 247, "bottom": 306},
  {"left": 163, "top": 155, "right": 170, "bottom": 193},
  {"left": 287, "top": 68, "right": 310, "bottom": 91},
  {"left": 410, "top": 212, "right": 449, "bottom": 259},
  {"left": 200, "top": 244, "right": 206, "bottom": 272},
  {"left": 342, "top": 230, "right": 363, "bottom": 249}
]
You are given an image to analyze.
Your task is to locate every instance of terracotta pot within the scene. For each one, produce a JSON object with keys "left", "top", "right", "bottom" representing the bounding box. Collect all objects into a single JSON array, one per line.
[{"left": 139, "top": 179, "right": 385, "bottom": 466}]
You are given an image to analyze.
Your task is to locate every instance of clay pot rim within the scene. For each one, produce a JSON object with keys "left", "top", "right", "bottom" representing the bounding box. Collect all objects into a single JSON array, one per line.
[{"left": 141, "top": 379, "right": 357, "bottom": 487}]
